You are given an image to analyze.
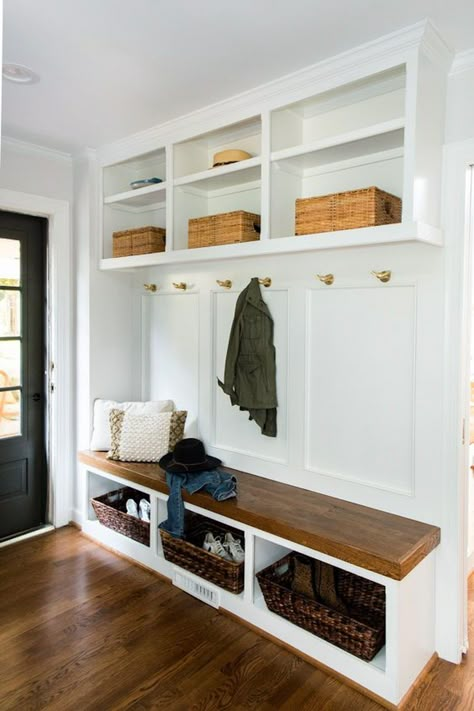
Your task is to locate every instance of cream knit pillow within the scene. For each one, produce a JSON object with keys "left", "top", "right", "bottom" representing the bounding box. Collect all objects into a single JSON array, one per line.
[
  {"left": 107, "top": 409, "right": 187, "bottom": 463},
  {"left": 90, "top": 399, "right": 175, "bottom": 451}
]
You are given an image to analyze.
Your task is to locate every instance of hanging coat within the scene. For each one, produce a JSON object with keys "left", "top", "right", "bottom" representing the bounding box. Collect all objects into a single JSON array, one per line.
[{"left": 218, "top": 277, "right": 277, "bottom": 437}]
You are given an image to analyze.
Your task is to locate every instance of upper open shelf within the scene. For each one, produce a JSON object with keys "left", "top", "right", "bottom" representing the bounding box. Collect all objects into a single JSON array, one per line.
[{"left": 99, "top": 48, "right": 447, "bottom": 265}]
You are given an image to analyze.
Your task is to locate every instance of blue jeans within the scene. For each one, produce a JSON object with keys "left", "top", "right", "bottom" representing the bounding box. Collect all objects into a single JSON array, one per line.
[{"left": 159, "top": 469, "right": 237, "bottom": 538}]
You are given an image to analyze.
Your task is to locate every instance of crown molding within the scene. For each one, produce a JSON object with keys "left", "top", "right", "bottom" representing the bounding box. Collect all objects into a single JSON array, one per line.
[
  {"left": 419, "top": 20, "right": 453, "bottom": 69},
  {"left": 97, "top": 20, "right": 436, "bottom": 167},
  {"left": 450, "top": 48, "right": 474, "bottom": 76},
  {"left": 2, "top": 135, "right": 72, "bottom": 163}
]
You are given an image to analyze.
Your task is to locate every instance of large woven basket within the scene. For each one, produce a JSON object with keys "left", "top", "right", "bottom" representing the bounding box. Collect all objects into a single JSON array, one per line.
[
  {"left": 160, "top": 511, "right": 245, "bottom": 594},
  {"left": 295, "top": 186, "right": 401, "bottom": 235},
  {"left": 91, "top": 487, "right": 150, "bottom": 546},
  {"left": 256, "top": 553, "right": 385, "bottom": 661},
  {"left": 112, "top": 226, "right": 166, "bottom": 257},
  {"left": 188, "top": 210, "right": 260, "bottom": 249}
]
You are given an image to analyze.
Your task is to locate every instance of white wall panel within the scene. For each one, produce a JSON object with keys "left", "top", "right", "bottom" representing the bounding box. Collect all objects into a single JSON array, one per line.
[
  {"left": 212, "top": 288, "right": 288, "bottom": 463},
  {"left": 144, "top": 292, "right": 199, "bottom": 437},
  {"left": 305, "top": 285, "right": 416, "bottom": 494}
]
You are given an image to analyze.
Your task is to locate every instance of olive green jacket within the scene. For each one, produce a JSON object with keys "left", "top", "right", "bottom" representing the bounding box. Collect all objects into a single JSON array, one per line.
[{"left": 218, "top": 277, "right": 277, "bottom": 437}]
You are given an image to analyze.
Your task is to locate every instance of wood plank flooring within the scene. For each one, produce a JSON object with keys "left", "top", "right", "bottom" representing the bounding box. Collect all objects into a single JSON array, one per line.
[{"left": 0, "top": 527, "right": 471, "bottom": 710}]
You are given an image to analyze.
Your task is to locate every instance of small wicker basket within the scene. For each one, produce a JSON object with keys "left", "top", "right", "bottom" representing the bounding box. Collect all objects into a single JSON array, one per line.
[
  {"left": 160, "top": 511, "right": 245, "bottom": 594},
  {"left": 188, "top": 210, "right": 260, "bottom": 249},
  {"left": 256, "top": 553, "right": 385, "bottom": 661},
  {"left": 112, "top": 226, "right": 166, "bottom": 257},
  {"left": 295, "top": 186, "right": 401, "bottom": 236},
  {"left": 91, "top": 487, "right": 150, "bottom": 546}
]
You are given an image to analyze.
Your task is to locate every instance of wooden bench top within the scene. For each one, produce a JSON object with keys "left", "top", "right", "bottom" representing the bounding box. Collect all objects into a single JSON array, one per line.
[{"left": 79, "top": 450, "right": 440, "bottom": 581}]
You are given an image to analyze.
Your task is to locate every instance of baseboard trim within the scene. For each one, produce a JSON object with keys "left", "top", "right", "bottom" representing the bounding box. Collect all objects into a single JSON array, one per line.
[
  {"left": 71, "top": 508, "right": 83, "bottom": 527},
  {"left": 397, "top": 652, "right": 438, "bottom": 708}
]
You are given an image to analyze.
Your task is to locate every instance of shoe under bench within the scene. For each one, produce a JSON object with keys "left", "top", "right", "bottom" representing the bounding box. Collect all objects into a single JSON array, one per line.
[{"left": 78, "top": 450, "right": 440, "bottom": 709}]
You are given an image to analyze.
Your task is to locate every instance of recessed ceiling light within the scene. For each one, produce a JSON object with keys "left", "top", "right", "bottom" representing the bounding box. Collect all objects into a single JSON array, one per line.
[{"left": 2, "top": 63, "right": 39, "bottom": 84}]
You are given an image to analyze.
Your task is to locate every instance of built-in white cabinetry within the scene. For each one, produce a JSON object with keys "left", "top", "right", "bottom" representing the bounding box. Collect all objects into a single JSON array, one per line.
[{"left": 96, "top": 23, "right": 451, "bottom": 270}]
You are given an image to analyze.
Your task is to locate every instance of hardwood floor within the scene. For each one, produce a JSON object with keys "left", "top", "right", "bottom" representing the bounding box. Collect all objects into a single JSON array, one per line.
[{"left": 0, "top": 527, "right": 471, "bottom": 710}]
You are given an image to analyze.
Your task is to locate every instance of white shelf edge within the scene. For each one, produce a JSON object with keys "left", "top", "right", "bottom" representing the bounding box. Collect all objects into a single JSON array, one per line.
[
  {"left": 174, "top": 156, "right": 261, "bottom": 187},
  {"left": 271, "top": 118, "right": 405, "bottom": 163},
  {"left": 99, "top": 221, "right": 442, "bottom": 271},
  {"left": 104, "top": 181, "right": 167, "bottom": 205}
]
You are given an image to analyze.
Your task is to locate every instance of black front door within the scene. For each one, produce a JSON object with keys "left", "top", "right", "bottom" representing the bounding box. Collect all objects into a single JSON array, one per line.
[{"left": 0, "top": 211, "right": 47, "bottom": 540}]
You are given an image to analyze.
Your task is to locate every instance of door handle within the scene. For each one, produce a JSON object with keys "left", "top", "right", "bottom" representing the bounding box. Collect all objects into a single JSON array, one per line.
[{"left": 32, "top": 393, "right": 41, "bottom": 402}]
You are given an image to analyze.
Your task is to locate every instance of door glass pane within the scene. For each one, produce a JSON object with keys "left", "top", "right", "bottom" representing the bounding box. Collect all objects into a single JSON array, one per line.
[
  {"left": 0, "top": 340, "right": 21, "bottom": 387},
  {"left": 0, "top": 291, "right": 20, "bottom": 336},
  {"left": 0, "top": 238, "right": 20, "bottom": 286},
  {"left": 0, "top": 389, "right": 21, "bottom": 438}
]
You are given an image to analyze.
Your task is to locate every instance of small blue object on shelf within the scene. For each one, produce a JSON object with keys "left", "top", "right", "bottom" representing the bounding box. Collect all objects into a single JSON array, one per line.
[{"left": 130, "top": 178, "right": 163, "bottom": 190}]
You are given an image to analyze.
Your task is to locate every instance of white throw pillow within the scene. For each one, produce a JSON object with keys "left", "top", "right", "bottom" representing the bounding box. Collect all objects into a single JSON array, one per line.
[
  {"left": 107, "top": 409, "right": 187, "bottom": 462},
  {"left": 90, "top": 399, "right": 174, "bottom": 451}
]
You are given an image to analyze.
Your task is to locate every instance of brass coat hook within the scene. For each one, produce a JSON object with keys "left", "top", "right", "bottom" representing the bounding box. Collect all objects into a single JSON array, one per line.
[
  {"left": 316, "top": 274, "right": 334, "bottom": 286},
  {"left": 143, "top": 283, "right": 158, "bottom": 293},
  {"left": 372, "top": 270, "right": 391, "bottom": 283},
  {"left": 216, "top": 279, "right": 232, "bottom": 289},
  {"left": 258, "top": 277, "right": 272, "bottom": 288},
  {"left": 173, "top": 282, "right": 187, "bottom": 290}
]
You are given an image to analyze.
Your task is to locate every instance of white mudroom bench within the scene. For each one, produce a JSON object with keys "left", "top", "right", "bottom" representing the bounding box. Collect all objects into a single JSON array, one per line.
[{"left": 78, "top": 450, "right": 440, "bottom": 709}]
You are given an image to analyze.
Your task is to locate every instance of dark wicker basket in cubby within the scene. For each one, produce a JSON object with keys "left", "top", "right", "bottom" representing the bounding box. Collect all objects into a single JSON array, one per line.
[
  {"left": 160, "top": 511, "right": 245, "bottom": 594},
  {"left": 91, "top": 487, "right": 150, "bottom": 546},
  {"left": 256, "top": 553, "right": 385, "bottom": 661}
]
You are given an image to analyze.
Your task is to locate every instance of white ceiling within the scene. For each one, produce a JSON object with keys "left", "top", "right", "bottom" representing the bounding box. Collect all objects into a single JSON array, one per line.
[{"left": 3, "top": 0, "right": 474, "bottom": 154}]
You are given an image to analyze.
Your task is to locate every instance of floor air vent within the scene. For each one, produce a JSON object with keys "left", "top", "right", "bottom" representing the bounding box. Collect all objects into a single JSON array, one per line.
[{"left": 172, "top": 568, "right": 220, "bottom": 608}]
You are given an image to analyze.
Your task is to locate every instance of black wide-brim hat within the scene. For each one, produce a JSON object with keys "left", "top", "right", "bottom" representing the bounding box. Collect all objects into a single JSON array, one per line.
[{"left": 159, "top": 437, "right": 221, "bottom": 473}]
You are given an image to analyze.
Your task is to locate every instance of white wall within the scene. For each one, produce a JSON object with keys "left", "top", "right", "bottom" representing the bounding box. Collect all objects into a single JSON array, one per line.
[
  {"left": 445, "top": 57, "right": 474, "bottom": 145},
  {"left": 140, "top": 243, "right": 444, "bottom": 523},
  {"left": 73, "top": 151, "right": 142, "bottom": 515},
  {"left": 0, "top": 138, "right": 73, "bottom": 201}
]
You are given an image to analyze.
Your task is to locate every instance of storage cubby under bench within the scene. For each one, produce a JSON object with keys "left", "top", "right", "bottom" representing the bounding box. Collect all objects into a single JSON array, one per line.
[{"left": 78, "top": 450, "right": 440, "bottom": 709}]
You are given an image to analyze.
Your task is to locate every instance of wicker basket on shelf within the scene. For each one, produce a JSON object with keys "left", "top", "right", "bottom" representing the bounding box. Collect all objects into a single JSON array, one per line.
[
  {"left": 256, "top": 553, "right": 385, "bottom": 661},
  {"left": 160, "top": 511, "right": 245, "bottom": 593},
  {"left": 188, "top": 210, "right": 260, "bottom": 249},
  {"left": 295, "top": 186, "right": 401, "bottom": 236},
  {"left": 91, "top": 487, "right": 150, "bottom": 546},
  {"left": 112, "top": 226, "right": 166, "bottom": 257}
]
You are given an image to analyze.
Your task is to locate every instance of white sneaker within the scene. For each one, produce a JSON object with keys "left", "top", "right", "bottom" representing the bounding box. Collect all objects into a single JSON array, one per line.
[
  {"left": 223, "top": 532, "right": 245, "bottom": 563},
  {"left": 203, "top": 532, "right": 232, "bottom": 561},
  {"left": 139, "top": 499, "right": 151, "bottom": 522},
  {"left": 126, "top": 499, "right": 138, "bottom": 518}
]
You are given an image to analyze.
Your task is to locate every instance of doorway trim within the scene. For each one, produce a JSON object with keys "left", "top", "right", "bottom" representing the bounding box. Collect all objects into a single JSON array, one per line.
[{"left": 0, "top": 188, "right": 72, "bottom": 528}]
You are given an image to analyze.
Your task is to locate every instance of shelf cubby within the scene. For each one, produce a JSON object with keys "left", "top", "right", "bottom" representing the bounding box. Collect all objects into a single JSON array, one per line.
[
  {"left": 103, "top": 147, "right": 166, "bottom": 198},
  {"left": 103, "top": 199, "right": 167, "bottom": 259},
  {"left": 271, "top": 65, "right": 406, "bottom": 154},
  {"left": 270, "top": 137, "right": 404, "bottom": 240},
  {"left": 253, "top": 535, "right": 386, "bottom": 670},
  {"left": 173, "top": 165, "right": 261, "bottom": 251},
  {"left": 173, "top": 115, "right": 261, "bottom": 179}
]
